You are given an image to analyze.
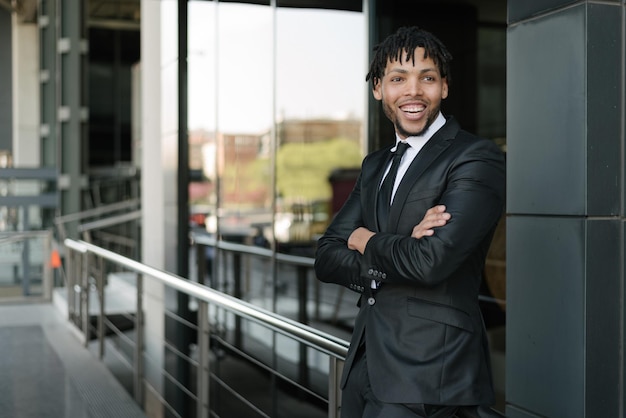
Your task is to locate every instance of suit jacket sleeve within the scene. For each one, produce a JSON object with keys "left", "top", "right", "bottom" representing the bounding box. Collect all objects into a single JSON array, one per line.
[
  {"left": 362, "top": 139, "right": 505, "bottom": 287},
  {"left": 314, "top": 160, "right": 369, "bottom": 293}
]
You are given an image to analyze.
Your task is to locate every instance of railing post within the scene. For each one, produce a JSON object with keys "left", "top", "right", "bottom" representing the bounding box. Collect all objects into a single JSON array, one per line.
[
  {"left": 43, "top": 230, "right": 53, "bottom": 300},
  {"left": 134, "top": 273, "right": 144, "bottom": 405},
  {"left": 296, "top": 265, "right": 308, "bottom": 325},
  {"left": 96, "top": 255, "right": 105, "bottom": 359},
  {"left": 233, "top": 252, "right": 242, "bottom": 347},
  {"left": 196, "top": 243, "right": 207, "bottom": 285},
  {"left": 296, "top": 265, "right": 310, "bottom": 388},
  {"left": 81, "top": 251, "right": 90, "bottom": 347},
  {"left": 328, "top": 356, "right": 343, "bottom": 418},
  {"left": 21, "top": 212, "right": 32, "bottom": 296},
  {"left": 197, "top": 300, "right": 210, "bottom": 418},
  {"left": 66, "top": 248, "right": 76, "bottom": 321}
]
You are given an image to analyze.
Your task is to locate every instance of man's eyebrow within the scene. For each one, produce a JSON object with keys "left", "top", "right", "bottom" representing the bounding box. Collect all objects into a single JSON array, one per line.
[
  {"left": 386, "top": 67, "right": 409, "bottom": 74},
  {"left": 386, "top": 67, "right": 439, "bottom": 75}
]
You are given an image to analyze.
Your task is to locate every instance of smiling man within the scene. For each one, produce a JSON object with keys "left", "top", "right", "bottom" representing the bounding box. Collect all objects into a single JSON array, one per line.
[
  {"left": 374, "top": 49, "right": 448, "bottom": 139},
  {"left": 314, "top": 27, "right": 506, "bottom": 418}
]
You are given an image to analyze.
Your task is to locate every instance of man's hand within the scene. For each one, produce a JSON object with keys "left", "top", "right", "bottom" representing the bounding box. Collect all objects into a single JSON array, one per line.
[
  {"left": 348, "top": 227, "right": 375, "bottom": 255},
  {"left": 412, "top": 205, "right": 450, "bottom": 239}
]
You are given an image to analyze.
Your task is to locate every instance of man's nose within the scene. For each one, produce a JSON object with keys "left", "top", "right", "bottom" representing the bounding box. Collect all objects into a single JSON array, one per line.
[{"left": 406, "top": 78, "right": 423, "bottom": 96}]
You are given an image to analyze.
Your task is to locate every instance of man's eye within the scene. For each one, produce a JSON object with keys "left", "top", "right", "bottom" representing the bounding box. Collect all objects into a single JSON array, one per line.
[
  {"left": 422, "top": 76, "right": 435, "bottom": 82},
  {"left": 390, "top": 77, "right": 403, "bottom": 82}
]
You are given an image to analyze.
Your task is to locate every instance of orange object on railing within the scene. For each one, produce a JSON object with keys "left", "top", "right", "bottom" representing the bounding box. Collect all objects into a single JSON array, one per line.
[{"left": 50, "top": 249, "right": 61, "bottom": 269}]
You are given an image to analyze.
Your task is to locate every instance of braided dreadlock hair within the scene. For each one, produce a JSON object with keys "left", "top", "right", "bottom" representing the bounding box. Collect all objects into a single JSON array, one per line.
[{"left": 366, "top": 26, "right": 453, "bottom": 88}]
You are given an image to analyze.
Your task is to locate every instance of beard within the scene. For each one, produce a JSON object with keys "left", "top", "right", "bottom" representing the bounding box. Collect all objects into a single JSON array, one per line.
[{"left": 383, "top": 101, "right": 440, "bottom": 138}]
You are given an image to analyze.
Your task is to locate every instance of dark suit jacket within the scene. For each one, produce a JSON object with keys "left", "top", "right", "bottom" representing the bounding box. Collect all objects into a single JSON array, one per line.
[{"left": 314, "top": 117, "right": 505, "bottom": 406}]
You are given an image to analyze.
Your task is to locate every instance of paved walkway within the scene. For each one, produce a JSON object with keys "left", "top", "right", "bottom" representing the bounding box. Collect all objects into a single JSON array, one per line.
[{"left": 0, "top": 303, "right": 145, "bottom": 418}]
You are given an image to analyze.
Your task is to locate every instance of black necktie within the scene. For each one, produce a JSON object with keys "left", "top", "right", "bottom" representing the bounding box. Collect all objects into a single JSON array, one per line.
[{"left": 377, "top": 141, "right": 410, "bottom": 231}]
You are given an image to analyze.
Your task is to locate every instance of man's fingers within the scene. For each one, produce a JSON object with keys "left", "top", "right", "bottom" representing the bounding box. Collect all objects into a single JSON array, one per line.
[
  {"left": 424, "top": 205, "right": 445, "bottom": 216},
  {"left": 412, "top": 205, "right": 451, "bottom": 239},
  {"left": 424, "top": 212, "right": 450, "bottom": 225}
]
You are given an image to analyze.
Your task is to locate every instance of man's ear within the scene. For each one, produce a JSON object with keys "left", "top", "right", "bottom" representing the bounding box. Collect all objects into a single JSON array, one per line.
[
  {"left": 372, "top": 79, "right": 382, "bottom": 100},
  {"left": 442, "top": 78, "right": 449, "bottom": 99}
]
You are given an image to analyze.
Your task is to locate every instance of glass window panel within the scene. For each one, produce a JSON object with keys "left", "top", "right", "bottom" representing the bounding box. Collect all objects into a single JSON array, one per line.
[
  {"left": 187, "top": 1, "right": 217, "bottom": 232},
  {"left": 216, "top": 3, "right": 273, "bottom": 248},
  {"left": 189, "top": 2, "right": 217, "bottom": 134},
  {"left": 274, "top": 8, "right": 366, "bottom": 256},
  {"left": 188, "top": 1, "right": 217, "bottom": 278}
]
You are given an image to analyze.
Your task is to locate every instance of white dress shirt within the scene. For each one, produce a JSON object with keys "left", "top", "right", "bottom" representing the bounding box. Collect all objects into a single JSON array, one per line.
[{"left": 383, "top": 112, "right": 447, "bottom": 204}]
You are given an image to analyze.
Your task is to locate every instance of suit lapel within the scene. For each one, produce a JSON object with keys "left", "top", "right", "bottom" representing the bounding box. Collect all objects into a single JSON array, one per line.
[
  {"left": 386, "top": 118, "right": 460, "bottom": 231},
  {"left": 368, "top": 149, "right": 394, "bottom": 231}
]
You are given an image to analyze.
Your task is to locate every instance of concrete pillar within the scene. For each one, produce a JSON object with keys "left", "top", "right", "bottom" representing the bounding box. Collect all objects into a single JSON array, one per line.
[
  {"left": 12, "top": 15, "right": 39, "bottom": 167},
  {"left": 506, "top": 2, "right": 624, "bottom": 417},
  {"left": 12, "top": 13, "right": 40, "bottom": 226},
  {"left": 140, "top": 0, "right": 176, "bottom": 415}
]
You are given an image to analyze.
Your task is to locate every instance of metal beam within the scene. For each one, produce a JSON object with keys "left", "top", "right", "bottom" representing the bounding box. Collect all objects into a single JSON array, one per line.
[
  {"left": 0, "top": 193, "right": 58, "bottom": 207},
  {"left": 0, "top": 167, "right": 57, "bottom": 179}
]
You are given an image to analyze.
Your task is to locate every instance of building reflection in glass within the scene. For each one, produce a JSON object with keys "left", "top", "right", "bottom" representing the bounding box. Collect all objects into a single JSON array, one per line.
[{"left": 188, "top": 2, "right": 366, "bottom": 256}]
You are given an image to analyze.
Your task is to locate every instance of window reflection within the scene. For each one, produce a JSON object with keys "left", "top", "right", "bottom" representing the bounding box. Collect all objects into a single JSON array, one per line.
[
  {"left": 275, "top": 8, "right": 365, "bottom": 254},
  {"left": 213, "top": 4, "right": 273, "bottom": 246},
  {"left": 188, "top": 4, "right": 366, "bottom": 253},
  {"left": 188, "top": 2, "right": 218, "bottom": 290},
  {"left": 188, "top": 2, "right": 274, "bottom": 243},
  {"left": 186, "top": 1, "right": 366, "bottom": 322}
]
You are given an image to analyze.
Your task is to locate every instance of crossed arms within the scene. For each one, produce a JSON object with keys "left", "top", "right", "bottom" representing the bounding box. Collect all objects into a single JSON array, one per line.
[
  {"left": 347, "top": 205, "right": 450, "bottom": 255},
  {"left": 314, "top": 139, "right": 505, "bottom": 290}
]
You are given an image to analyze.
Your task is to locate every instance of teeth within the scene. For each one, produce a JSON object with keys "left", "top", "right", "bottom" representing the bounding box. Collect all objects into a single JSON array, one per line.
[{"left": 402, "top": 105, "right": 424, "bottom": 113}]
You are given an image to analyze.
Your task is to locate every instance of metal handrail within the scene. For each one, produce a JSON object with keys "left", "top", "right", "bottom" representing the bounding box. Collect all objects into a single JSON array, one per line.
[
  {"left": 192, "top": 231, "right": 321, "bottom": 326},
  {"left": 193, "top": 232, "right": 314, "bottom": 267},
  {"left": 63, "top": 237, "right": 348, "bottom": 418},
  {"left": 77, "top": 210, "right": 142, "bottom": 233},
  {"left": 0, "top": 230, "right": 51, "bottom": 244},
  {"left": 65, "top": 238, "right": 347, "bottom": 354},
  {"left": 54, "top": 199, "right": 141, "bottom": 242},
  {"left": 0, "top": 167, "right": 57, "bottom": 180},
  {"left": 54, "top": 198, "right": 140, "bottom": 226}
]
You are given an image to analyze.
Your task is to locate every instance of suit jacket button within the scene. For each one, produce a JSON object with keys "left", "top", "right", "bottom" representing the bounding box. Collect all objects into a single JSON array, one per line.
[
  {"left": 368, "top": 268, "right": 374, "bottom": 275},
  {"left": 367, "top": 297, "right": 375, "bottom": 306},
  {"left": 381, "top": 273, "right": 386, "bottom": 279}
]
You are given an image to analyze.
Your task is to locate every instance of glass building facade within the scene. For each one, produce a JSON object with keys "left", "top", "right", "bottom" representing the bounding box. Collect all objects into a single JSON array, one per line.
[
  {"left": 183, "top": 1, "right": 367, "bottom": 250},
  {"left": 178, "top": 0, "right": 505, "bottom": 260},
  {"left": 1, "top": 0, "right": 508, "bottom": 415},
  {"left": 4, "top": 1, "right": 626, "bottom": 417},
  {"left": 170, "top": 0, "right": 507, "bottom": 411}
]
